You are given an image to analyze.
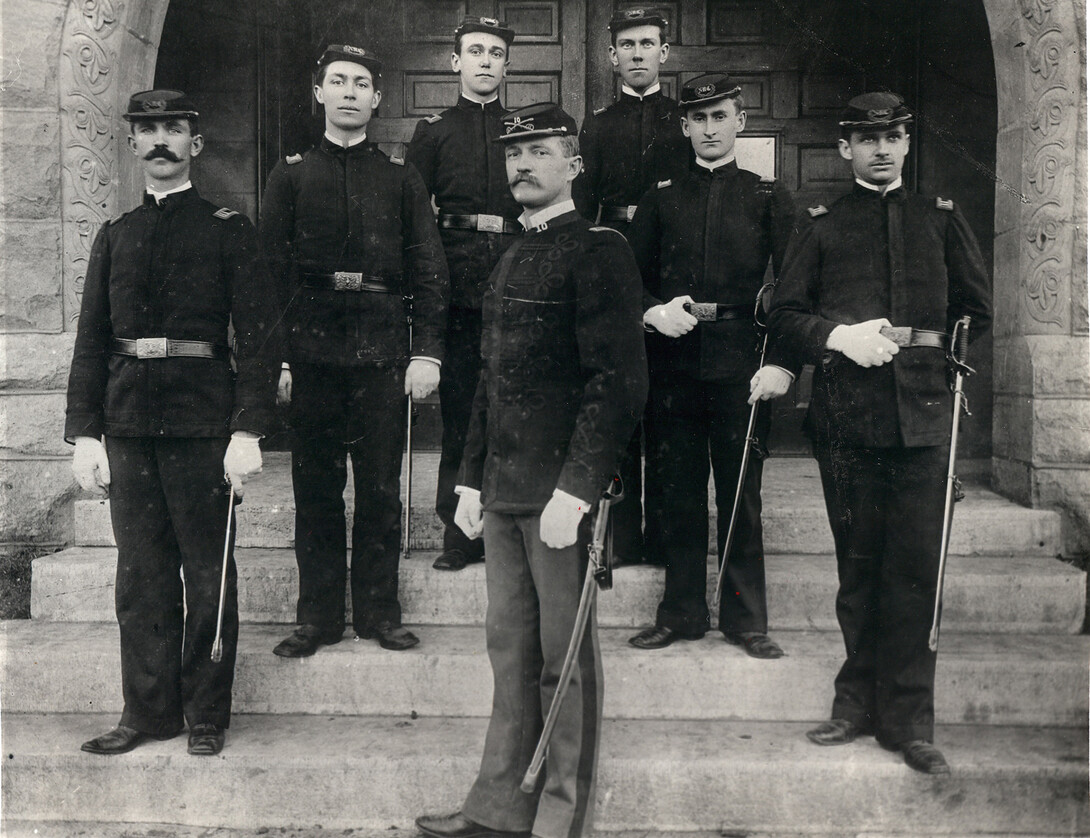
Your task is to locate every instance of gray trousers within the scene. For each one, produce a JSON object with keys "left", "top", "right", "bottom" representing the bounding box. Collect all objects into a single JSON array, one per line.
[{"left": 462, "top": 511, "right": 602, "bottom": 838}]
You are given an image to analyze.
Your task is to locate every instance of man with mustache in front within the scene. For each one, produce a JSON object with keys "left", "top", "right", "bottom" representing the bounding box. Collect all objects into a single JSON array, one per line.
[
  {"left": 66, "top": 89, "right": 279, "bottom": 757},
  {"left": 416, "top": 103, "right": 648, "bottom": 838}
]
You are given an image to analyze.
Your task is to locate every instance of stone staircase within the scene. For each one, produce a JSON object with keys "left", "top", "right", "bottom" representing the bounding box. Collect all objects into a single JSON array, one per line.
[{"left": 3, "top": 453, "right": 1088, "bottom": 837}]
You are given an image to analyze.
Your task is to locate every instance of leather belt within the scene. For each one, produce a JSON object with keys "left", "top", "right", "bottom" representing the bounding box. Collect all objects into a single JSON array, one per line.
[
  {"left": 111, "top": 337, "right": 228, "bottom": 360},
  {"left": 303, "top": 272, "right": 399, "bottom": 293},
  {"left": 879, "top": 326, "right": 948, "bottom": 349},
  {"left": 439, "top": 213, "right": 520, "bottom": 234},
  {"left": 683, "top": 302, "right": 752, "bottom": 322},
  {"left": 599, "top": 204, "right": 638, "bottom": 223}
]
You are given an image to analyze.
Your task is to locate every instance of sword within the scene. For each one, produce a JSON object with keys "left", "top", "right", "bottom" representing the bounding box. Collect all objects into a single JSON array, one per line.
[
  {"left": 520, "top": 477, "right": 623, "bottom": 794},
  {"left": 403, "top": 294, "right": 415, "bottom": 560},
  {"left": 211, "top": 480, "right": 235, "bottom": 663},
  {"left": 929, "top": 316, "right": 973, "bottom": 652},
  {"left": 713, "top": 283, "right": 775, "bottom": 609}
]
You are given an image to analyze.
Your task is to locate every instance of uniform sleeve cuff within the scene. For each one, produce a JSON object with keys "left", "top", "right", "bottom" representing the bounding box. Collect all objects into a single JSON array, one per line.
[
  {"left": 454, "top": 485, "right": 480, "bottom": 499},
  {"left": 410, "top": 356, "right": 442, "bottom": 367}
]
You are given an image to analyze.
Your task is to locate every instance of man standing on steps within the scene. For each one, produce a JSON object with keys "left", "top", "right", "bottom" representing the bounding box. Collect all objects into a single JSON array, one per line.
[
  {"left": 261, "top": 44, "right": 448, "bottom": 657},
  {"left": 626, "top": 73, "right": 796, "bottom": 659},
  {"left": 66, "top": 89, "right": 278, "bottom": 757},
  {"left": 768, "top": 92, "right": 991, "bottom": 774},
  {"left": 406, "top": 16, "right": 521, "bottom": 573},
  {"left": 416, "top": 103, "right": 648, "bottom": 838},
  {"left": 573, "top": 6, "right": 690, "bottom": 568}
]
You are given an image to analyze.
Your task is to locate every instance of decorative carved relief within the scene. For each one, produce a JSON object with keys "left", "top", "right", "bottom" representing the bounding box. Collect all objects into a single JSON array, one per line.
[
  {"left": 59, "top": 0, "right": 124, "bottom": 328},
  {"left": 1018, "top": 0, "right": 1077, "bottom": 331}
]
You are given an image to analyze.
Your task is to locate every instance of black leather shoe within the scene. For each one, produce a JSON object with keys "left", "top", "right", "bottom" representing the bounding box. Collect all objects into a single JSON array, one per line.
[
  {"left": 806, "top": 718, "right": 866, "bottom": 746},
  {"left": 187, "top": 723, "right": 226, "bottom": 756},
  {"left": 358, "top": 620, "right": 420, "bottom": 651},
  {"left": 272, "top": 625, "right": 343, "bottom": 657},
  {"left": 628, "top": 625, "right": 704, "bottom": 649},
  {"left": 80, "top": 724, "right": 182, "bottom": 755},
  {"left": 724, "top": 631, "right": 785, "bottom": 659},
  {"left": 416, "top": 811, "right": 529, "bottom": 838},
  {"left": 899, "top": 739, "right": 951, "bottom": 775},
  {"left": 432, "top": 548, "right": 483, "bottom": 571}
]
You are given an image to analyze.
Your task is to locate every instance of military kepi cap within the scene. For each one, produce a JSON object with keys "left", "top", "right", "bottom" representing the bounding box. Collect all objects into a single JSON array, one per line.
[
  {"left": 495, "top": 103, "right": 577, "bottom": 143},
  {"left": 317, "top": 44, "right": 382, "bottom": 78},
  {"left": 123, "top": 89, "right": 199, "bottom": 121},
  {"left": 679, "top": 73, "right": 742, "bottom": 108},
  {"left": 455, "top": 16, "right": 516, "bottom": 45},
  {"left": 839, "top": 92, "right": 913, "bottom": 129},
  {"left": 608, "top": 7, "right": 669, "bottom": 33}
]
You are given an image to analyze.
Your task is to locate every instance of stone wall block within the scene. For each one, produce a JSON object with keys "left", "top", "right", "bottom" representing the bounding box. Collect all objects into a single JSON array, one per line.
[
  {"left": 992, "top": 394, "right": 1035, "bottom": 461},
  {"left": 0, "top": 0, "right": 68, "bottom": 108},
  {"left": 0, "top": 221, "right": 63, "bottom": 331},
  {"left": 991, "top": 456, "right": 1033, "bottom": 506},
  {"left": 992, "top": 337, "right": 1034, "bottom": 397},
  {"left": 0, "top": 333, "right": 76, "bottom": 391},
  {"left": 0, "top": 458, "right": 76, "bottom": 544},
  {"left": 991, "top": 230, "right": 1024, "bottom": 339},
  {"left": 1032, "top": 399, "right": 1090, "bottom": 465},
  {"left": 0, "top": 393, "right": 69, "bottom": 457},
  {"left": 1036, "top": 469, "right": 1090, "bottom": 555},
  {"left": 993, "top": 127, "right": 1024, "bottom": 237},
  {"left": 0, "top": 112, "right": 62, "bottom": 219},
  {"left": 1026, "top": 335, "right": 1090, "bottom": 397}
]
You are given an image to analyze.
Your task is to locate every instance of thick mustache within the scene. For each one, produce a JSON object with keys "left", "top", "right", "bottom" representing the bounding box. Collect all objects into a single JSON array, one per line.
[
  {"left": 510, "top": 174, "right": 538, "bottom": 186},
  {"left": 145, "top": 147, "right": 182, "bottom": 162}
]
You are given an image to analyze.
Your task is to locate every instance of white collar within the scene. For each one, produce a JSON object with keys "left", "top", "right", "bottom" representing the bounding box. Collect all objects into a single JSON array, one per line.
[
  {"left": 461, "top": 91, "right": 500, "bottom": 106},
  {"left": 622, "top": 82, "right": 661, "bottom": 100},
  {"left": 695, "top": 154, "right": 736, "bottom": 172},
  {"left": 324, "top": 131, "right": 368, "bottom": 148},
  {"left": 520, "top": 198, "right": 576, "bottom": 230},
  {"left": 146, "top": 180, "right": 192, "bottom": 202},
  {"left": 855, "top": 175, "right": 903, "bottom": 194}
]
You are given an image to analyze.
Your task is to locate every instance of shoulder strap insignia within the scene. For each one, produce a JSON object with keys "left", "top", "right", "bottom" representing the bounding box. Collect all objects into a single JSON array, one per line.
[
  {"left": 936, "top": 197, "right": 954, "bottom": 211},
  {"left": 593, "top": 106, "right": 608, "bottom": 116},
  {"left": 425, "top": 113, "right": 443, "bottom": 123},
  {"left": 590, "top": 225, "right": 626, "bottom": 238},
  {"left": 760, "top": 175, "right": 776, "bottom": 183},
  {"left": 808, "top": 205, "right": 828, "bottom": 218},
  {"left": 390, "top": 155, "right": 406, "bottom": 166},
  {"left": 657, "top": 179, "right": 672, "bottom": 189},
  {"left": 286, "top": 153, "right": 303, "bottom": 165},
  {"left": 213, "top": 207, "right": 239, "bottom": 219}
]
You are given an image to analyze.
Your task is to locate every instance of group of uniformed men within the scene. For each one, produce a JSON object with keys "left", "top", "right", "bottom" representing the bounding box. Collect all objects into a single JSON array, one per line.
[{"left": 65, "top": 7, "right": 990, "bottom": 838}]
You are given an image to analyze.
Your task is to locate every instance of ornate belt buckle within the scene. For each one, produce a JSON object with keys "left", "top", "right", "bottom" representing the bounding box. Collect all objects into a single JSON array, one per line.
[
  {"left": 878, "top": 326, "right": 912, "bottom": 347},
  {"left": 625, "top": 205, "right": 637, "bottom": 221},
  {"left": 476, "top": 214, "right": 504, "bottom": 233},
  {"left": 135, "top": 337, "right": 168, "bottom": 358},
  {"left": 685, "top": 302, "right": 718, "bottom": 321},
  {"left": 333, "top": 271, "right": 363, "bottom": 292}
]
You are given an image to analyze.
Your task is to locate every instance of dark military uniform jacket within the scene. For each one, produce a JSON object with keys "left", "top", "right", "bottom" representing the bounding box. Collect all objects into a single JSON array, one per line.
[
  {"left": 459, "top": 208, "right": 649, "bottom": 511},
  {"left": 260, "top": 136, "right": 448, "bottom": 367},
  {"left": 574, "top": 88, "right": 690, "bottom": 221},
  {"left": 768, "top": 183, "right": 992, "bottom": 448},
  {"left": 406, "top": 96, "right": 522, "bottom": 310},
  {"left": 627, "top": 160, "right": 796, "bottom": 382},
  {"left": 65, "top": 188, "right": 278, "bottom": 441}
]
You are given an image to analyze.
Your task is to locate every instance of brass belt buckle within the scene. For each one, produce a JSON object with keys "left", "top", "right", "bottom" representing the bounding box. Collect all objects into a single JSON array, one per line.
[
  {"left": 476, "top": 214, "right": 504, "bottom": 233},
  {"left": 333, "top": 271, "right": 363, "bottom": 292},
  {"left": 625, "top": 205, "right": 637, "bottom": 221},
  {"left": 135, "top": 337, "right": 168, "bottom": 358}
]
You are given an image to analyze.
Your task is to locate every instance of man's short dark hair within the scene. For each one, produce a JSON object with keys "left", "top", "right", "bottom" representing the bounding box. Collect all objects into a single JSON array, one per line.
[
  {"left": 610, "top": 23, "right": 668, "bottom": 48},
  {"left": 683, "top": 92, "right": 744, "bottom": 117},
  {"left": 129, "top": 117, "right": 199, "bottom": 135},
  {"left": 839, "top": 123, "right": 911, "bottom": 142},
  {"left": 315, "top": 62, "right": 380, "bottom": 88},
  {"left": 455, "top": 32, "right": 512, "bottom": 56}
]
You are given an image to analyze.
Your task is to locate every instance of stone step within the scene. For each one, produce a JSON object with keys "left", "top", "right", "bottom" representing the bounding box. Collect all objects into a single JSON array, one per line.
[
  {"left": 3, "top": 713, "right": 1085, "bottom": 835},
  {"left": 3, "top": 622, "right": 1086, "bottom": 726},
  {"left": 72, "top": 454, "right": 1064, "bottom": 557},
  {"left": 31, "top": 546, "right": 1086, "bottom": 634}
]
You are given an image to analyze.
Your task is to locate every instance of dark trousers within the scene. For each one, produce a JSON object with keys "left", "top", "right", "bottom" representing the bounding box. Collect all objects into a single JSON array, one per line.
[
  {"left": 106, "top": 435, "right": 237, "bottom": 734},
  {"left": 436, "top": 307, "right": 485, "bottom": 557},
  {"left": 611, "top": 424, "right": 646, "bottom": 562},
  {"left": 645, "top": 373, "right": 770, "bottom": 636},
  {"left": 289, "top": 362, "right": 406, "bottom": 634},
  {"left": 814, "top": 442, "right": 946, "bottom": 745},
  {"left": 462, "top": 511, "right": 601, "bottom": 838}
]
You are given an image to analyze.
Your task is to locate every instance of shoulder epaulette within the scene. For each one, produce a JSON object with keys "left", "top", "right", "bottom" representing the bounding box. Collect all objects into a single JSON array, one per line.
[
  {"left": 936, "top": 197, "right": 954, "bottom": 211},
  {"left": 213, "top": 207, "right": 239, "bottom": 219},
  {"left": 808, "top": 205, "right": 829, "bottom": 218},
  {"left": 657, "top": 179, "right": 672, "bottom": 189},
  {"left": 425, "top": 113, "right": 443, "bottom": 124},
  {"left": 286, "top": 153, "right": 303, "bottom": 165},
  {"left": 760, "top": 175, "right": 776, "bottom": 183},
  {"left": 593, "top": 106, "right": 608, "bottom": 116},
  {"left": 390, "top": 155, "right": 406, "bottom": 166}
]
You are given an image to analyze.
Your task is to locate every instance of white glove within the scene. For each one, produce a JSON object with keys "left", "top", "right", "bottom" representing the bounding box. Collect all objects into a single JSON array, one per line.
[
  {"left": 223, "top": 432, "right": 262, "bottom": 498},
  {"left": 454, "top": 488, "right": 484, "bottom": 540},
  {"left": 643, "top": 295, "right": 698, "bottom": 338},
  {"left": 72, "top": 436, "right": 110, "bottom": 498},
  {"left": 748, "top": 365, "right": 794, "bottom": 404},
  {"left": 277, "top": 368, "right": 292, "bottom": 407},
  {"left": 826, "top": 318, "right": 900, "bottom": 368},
  {"left": 405, "top": 358, "right": 440, "bottom": 401},
  {"left": 539, "top": 489, "right": 588, "bottom": 549}
]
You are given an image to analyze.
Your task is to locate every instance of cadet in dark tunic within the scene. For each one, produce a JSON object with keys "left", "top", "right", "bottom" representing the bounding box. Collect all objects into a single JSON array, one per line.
[
  {"left": 573, "top": 7, "right": 691, "bottom": 567},
  {"left": 768, "top": 93, "right": 991, "bottom": 774},
  {"left": 67, "top": 90, "right": 278, "bottom": 757},
  {"left": 406, "top": 16, "right": 520, "bottom": 572},
  {"left": 261, "top": 45, "right": 448, "bottom": 657},
  {"left": 626, "top": 74, "right": 796, "bottom": 658},
  {"left": 416, "top": 104, "right": 648, "bottom": 838}
]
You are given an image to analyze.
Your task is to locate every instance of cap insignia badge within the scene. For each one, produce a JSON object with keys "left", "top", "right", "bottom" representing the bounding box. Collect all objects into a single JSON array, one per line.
[
  {"left": 867, "top": 107, "right": 892, "bottom": 121},
  {"left": 343, "top": 45, "right": 366, "bottom": 56},
  {"left": 696, "top": 83, "right": 715, "bottom": 98}
]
